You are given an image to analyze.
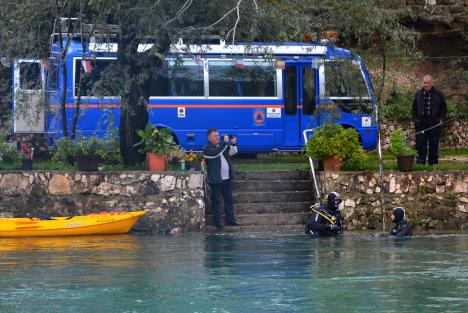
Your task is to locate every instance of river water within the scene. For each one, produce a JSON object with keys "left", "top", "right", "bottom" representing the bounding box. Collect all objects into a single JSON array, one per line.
[{"left": 0, "top": 232, "right": 467, "bottom": 313}]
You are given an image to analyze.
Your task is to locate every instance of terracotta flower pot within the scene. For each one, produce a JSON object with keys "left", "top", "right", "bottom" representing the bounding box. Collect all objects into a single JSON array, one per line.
[
  {"left": 396, "top": 155, "right": 414, "bottom": 172},
  {"left": 146, "top": 152, "right": 167, "bottom": 171},
  {"left": 322, "top": 155, "right": 341, "bottom": 171}
]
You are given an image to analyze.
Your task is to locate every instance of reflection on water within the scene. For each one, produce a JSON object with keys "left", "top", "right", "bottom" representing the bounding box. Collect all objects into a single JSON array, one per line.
[{"left": 0, "top": 233, "right": 467, "bottom": 313}]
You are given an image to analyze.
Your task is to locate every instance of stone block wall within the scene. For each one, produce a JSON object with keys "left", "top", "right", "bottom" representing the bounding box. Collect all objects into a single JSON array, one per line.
[
  {"left": 319, "top": 171, "right": 468, "bottom": 231},
  {"left": 0, "top": 171, "right": 206, "bottom": 232},
  {"left": 380, "top": 119, "right": 467, "bottom": 151}
]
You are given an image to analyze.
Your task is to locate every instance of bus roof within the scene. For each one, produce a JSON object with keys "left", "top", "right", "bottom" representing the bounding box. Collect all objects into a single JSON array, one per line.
[{"left": 88, "top": 40, "right": 327, "bottom": 56}]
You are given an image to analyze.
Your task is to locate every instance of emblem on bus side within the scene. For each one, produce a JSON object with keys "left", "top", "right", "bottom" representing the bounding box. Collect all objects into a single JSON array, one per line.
[
  {"left": 253, "top": 110, "right": 266, "bottom": 125},
  {"left": 178, "top": 107, "right": 186, "bottom": 118}
]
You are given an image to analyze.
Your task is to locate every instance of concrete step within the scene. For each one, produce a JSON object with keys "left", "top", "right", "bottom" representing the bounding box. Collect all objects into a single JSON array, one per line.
[
  {"left": 206, "top": 224, "right": 306, "bottom": 233},
  {"left": 232, "top": 180, "right": 311, "bottom": 192},
  {"left": 206, "top": 212, "right": 308, "bottom": 226},
  {"left": 206, "top": 202, "right": 311, "bottom": 215},
  {"left": 232, "top": 191, "right": 312, "bottom": 204},
  {"left": 235, "top": 171, "right": 310, "bottom": 181}
]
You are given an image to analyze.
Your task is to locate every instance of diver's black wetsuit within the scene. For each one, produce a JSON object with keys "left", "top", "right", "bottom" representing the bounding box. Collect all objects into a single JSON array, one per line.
[
  {"left": 305, "top": 207, "right": 343, "bottom": 237},
  {"left": 390, "top": 220, "right": 412, "bottom": 237},
  {"left": 305, "top": 193, "right": 343, "bottom": 237},
  {"left": 389, "top": 207, "right": 412, "bottom": 237}
]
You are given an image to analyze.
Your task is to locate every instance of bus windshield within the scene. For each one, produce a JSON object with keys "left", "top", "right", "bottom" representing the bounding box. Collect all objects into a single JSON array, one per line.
[{"left": 324, "top": 60, "right": 369, "bottom": 99}]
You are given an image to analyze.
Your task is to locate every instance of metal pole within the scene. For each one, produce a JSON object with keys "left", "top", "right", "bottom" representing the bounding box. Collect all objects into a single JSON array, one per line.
[
  {"left": 303, "top": 129, "right": 321, "bottom": 201},
  {"left": 375, "top": 105, "right": 386, "bottom": 231}
]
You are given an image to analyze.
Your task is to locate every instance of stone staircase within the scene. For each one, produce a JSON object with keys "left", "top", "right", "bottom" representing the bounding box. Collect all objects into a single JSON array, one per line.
[{"left": 205, "top": 171, "right": 314, "bottom": 232}]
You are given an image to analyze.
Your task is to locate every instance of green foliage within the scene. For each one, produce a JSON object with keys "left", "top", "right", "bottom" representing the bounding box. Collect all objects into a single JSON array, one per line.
[
  {"left": 167, "top": 145, "right": 187, "bottom": 162},
  {"left": 389, "top": 128, "right": 415, "bottom": 156},
  {"left": 0, "top": 140, "right": 16, "bottom": 163},
  {"left": 381, "top": 93, "right": 413, "bottom": 120},
  {"left": 52, "top": 136, "right": 122, "bottom": 163},
  {"left": 381, "top": 91, "right": 467, "bottom": 121},
  {"left": 51, "top": 137, "right": 76, "bottom": 163},
  {"left": 304, "top": 123, "right": 367, "bottom": 164},
  {"left": 134, "top": 124, "right": 175, "bottom": 155}
]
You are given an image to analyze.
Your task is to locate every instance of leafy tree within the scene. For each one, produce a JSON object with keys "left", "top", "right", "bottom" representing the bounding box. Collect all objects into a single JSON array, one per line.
[{"left": 0, "top": 0, "right": 417, "bottom": 164}]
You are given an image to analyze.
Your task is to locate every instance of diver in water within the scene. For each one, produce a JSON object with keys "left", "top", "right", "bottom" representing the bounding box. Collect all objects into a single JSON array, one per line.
[
  {"left": 305, "top": 192, "right": 344, "bottom": 237},
  {"left": 389, "top": 207, "right": 413, "bottom": 237}
]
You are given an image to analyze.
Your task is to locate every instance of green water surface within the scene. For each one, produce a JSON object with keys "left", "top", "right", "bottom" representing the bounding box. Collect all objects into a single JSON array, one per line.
[{"left": 0, "top": 233, "right": 467, "bottom": 313}]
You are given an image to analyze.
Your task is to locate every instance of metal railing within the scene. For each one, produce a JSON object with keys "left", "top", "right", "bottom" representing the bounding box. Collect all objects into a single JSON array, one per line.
[{"left": 302, "top": 128, "right": 321, "bottom": 201}]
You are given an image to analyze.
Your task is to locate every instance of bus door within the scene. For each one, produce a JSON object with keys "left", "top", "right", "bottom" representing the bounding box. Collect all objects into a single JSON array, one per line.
[
  {"left": 283, "top": 61, "right": 318, "bottom": 147},
  {"left": 13, "top": 59, "right": 46, "bottom": 133}
]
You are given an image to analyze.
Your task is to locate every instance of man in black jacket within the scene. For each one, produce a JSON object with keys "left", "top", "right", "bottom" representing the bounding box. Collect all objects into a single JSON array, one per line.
[
  {"left": 390, "top": 207, "right": 412, "bottom": 237},
  {"left": 305, "top": 192, "right": 344, "bottom": 237},
  {"left": 412, "top": 75, "right": 447, "bottom": 165},
  {"left": 203, "top": 129, "right": 239, "bottom": 230}
]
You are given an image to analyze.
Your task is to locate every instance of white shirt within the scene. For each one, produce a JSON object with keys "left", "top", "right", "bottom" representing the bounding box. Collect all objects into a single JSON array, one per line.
[{"left": 220, "top": 153, "right": 230, "bottom": 180}]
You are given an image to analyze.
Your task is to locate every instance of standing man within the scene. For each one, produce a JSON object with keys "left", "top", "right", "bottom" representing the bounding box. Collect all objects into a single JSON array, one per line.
[
  {"left": 412, "top": 75, "right": 447, "bottom": 165},
  {"left": 203, "top": 129, "right": 239, "bottom": 230}
]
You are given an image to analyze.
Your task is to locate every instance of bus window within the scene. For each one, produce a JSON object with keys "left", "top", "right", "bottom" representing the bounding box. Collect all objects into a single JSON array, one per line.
[
  {"left": 284, "top": 67, "right": 296, "bottom": 115},
  {"left": 324, "top": 60, "right": 368, "bottom": 98},
  {"left": 150, "top": 59, "right": 204, "bottom": 97},
  {"left": 302, "top": 67, "right": 315, "bottom": 115},
  {"left": 20, "top": 62, "right": 41, "bottom": 90},
  {"left": 48, "top": 60, "right": 58, "bottom": 90},
  {"left": 208, "top": 60, "right": 276, "bottom": 97},
  {"left": 74, "top": 58, "right": 118, "bottom": 97}
]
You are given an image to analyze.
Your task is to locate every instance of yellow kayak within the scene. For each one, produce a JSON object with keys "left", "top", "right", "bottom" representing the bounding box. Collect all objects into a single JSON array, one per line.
[{"left": 0, "top": 211, "right": 145, "bottom": 237}]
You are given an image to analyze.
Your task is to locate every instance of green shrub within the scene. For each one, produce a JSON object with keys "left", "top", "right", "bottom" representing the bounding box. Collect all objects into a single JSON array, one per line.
[
  {"left": 389, "top": 128, "right": 415, "bottom": 156},
  {"left": 304, "top": 123, "right": 367, "bottom": 164},
  {"left": 52, "top": 136, "right": 122, "bottom": 163}
]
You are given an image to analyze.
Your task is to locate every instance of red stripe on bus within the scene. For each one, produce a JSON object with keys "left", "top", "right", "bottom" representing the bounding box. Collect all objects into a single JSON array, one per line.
[{"left": 49, "top": 104, "right": 285, "bottom": 109}]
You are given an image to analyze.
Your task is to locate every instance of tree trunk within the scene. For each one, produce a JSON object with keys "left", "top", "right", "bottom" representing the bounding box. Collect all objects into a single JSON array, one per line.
[
  {"left": 117, "top": 11, "right": 148, "bottom": 165},
  {"left": 58, "top": 26, "right": 69, "bottom": 138}
]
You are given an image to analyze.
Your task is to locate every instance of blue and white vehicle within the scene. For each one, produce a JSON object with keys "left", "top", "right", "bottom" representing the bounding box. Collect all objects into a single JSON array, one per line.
[{"left": 13, "top": 32, "right": 377, "bottom": 152}]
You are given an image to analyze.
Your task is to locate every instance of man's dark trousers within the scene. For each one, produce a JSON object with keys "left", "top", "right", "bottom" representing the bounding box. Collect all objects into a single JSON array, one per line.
[
  {"left": 415, "top": 119, "right": 441, "bottom": 165},
  {"left": 209, "top": 180, "right": 235, "bottom": 227}
]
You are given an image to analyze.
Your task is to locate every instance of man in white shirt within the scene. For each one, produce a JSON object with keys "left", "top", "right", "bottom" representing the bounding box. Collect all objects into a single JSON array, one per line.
[{"left": 203, "top": 129, "right": 239, "bottom": 230}]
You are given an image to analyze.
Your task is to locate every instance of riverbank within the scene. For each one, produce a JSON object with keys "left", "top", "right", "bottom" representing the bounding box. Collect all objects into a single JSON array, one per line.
[
  {"left": 0, "top": 171, "right": 206, "bottom": 233},
  {"left": 0, "top": 169, "right": 466, "bottom": 232}
]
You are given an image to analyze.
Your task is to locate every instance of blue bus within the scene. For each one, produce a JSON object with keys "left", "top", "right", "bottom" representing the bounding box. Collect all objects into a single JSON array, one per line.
[{"left": 13, "top": 35, "right": 377, "bottom": 152}]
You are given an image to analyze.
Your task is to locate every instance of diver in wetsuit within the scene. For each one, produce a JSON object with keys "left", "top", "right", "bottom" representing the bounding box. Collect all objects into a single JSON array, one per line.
[
  {"left": 390, "top": 207, "right": 413, "bottom": 237},
  {"left": 305, "top": 192, "right": 344, "bottom": 237}
]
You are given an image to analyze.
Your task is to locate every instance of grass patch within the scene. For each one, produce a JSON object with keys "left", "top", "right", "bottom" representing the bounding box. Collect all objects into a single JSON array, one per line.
[
  {"left": 236, "top": 162, "right": 309, "bottom": 172},
  {"left": 0, "top": 147, "right": 465, "bottom": 172},
  {"left": 440, "top": 148, "right": 468, "bottom": 157}
]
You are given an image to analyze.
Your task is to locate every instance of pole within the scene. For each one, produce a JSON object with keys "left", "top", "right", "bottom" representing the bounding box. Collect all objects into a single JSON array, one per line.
[{"left": 375, "top": 104, "right": 386, "bottom": 231}]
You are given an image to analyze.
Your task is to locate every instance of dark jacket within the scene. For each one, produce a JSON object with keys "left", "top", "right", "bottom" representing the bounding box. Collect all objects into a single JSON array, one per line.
[
  {"left": 412, "top": 87, "right": 447, "bottom": 123},
  {"left": 305, "top": 206, "right": 343, "bottom": 237},
  {"left": 203, "top": 142, "right": 237, "bottom": 185},
  {"left": 390, "top": 220, "right": 412, "bottom": 237}
]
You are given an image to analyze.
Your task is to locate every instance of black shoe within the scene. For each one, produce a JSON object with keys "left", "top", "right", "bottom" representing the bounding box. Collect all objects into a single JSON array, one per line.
[
  {"left": 215, "top": 224, "right": 224, "bottom": 231},
  {"left": 226, "top": 222, "right": 241, "bottom": 226}
]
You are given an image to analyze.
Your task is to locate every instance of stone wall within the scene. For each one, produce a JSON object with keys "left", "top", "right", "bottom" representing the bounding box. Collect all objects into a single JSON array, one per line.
[
  {"left": 0, "top": 171, "right": 206, "bottom": 232},
  {"left": 319, "top": 171, "right": 468, "bottom": 231},
  {"left": 380, "top": 118, "right": 467, "bottom": 151}
]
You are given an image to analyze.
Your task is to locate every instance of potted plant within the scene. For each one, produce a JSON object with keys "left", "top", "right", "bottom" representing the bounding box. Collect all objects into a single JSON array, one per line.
[
  {"left": 186, "top": 151, "right": 202, "bottom": 171},
  {"left": 18, "top": 144, "right": 34, "bottom": 170},
  {"left": 304, "top": 123, "right": 366, "bottom": 171},
  {"left": 390, "top": 129, "right": 416, "bottom": 172},
  {"left": 134, "top": 124, "right": 175, "bottom": 171},
  {"left": 167, "top": 145, "right": 187, "bottom": 171}
]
